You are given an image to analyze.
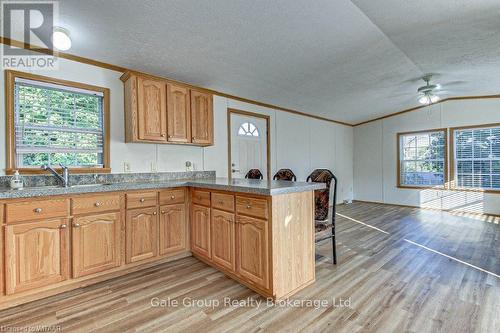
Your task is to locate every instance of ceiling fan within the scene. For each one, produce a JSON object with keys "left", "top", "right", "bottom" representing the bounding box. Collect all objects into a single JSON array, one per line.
[{"left": 417, "top": 74, "right": 441, "bottom": 105}]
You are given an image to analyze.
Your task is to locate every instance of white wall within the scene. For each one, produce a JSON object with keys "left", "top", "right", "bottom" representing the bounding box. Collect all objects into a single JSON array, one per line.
[
  {"left": 354, "top": 99, "right": 500, "bottom": 215},
  {"left": 0, "top": 58, "right": 354, "bottom": 203}
]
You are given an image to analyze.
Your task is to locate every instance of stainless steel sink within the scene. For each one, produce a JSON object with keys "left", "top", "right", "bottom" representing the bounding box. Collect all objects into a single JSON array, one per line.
[{"left": 70, "top": 183, "right": 114, "bottom": 188}]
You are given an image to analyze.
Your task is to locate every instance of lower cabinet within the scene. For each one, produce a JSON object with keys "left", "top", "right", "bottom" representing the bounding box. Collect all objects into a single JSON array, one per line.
[
  {"left": 4, "top": 218, "right": 69, "bottom": 295},
  {"left": 72, "top": 212, "right": 121, "bottom": 278},
  {"left": 236, "top": 215, "right": 269, "bottom": 290},
  {"left": 211, "top": 209, "right": 235, "bottom": 271},
  {"left": 159, "top": 204, "right": 187, "bottom": 256},
  {"left": 191, "top": 204, "right": 211, "bottom": 259},
  {"left": 126, "top": 207, "right": 158, "bottom": 263}
]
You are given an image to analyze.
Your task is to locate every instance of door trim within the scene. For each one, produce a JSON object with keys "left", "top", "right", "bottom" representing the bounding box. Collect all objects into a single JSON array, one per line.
[{"left": 227, "top": 108, "right": 271, "bottom": 180}]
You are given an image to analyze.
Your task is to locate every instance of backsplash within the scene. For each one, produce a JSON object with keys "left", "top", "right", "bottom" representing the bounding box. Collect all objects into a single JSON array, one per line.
[{"left": 0, "top": 171, "right": 215, "bottom": 188}]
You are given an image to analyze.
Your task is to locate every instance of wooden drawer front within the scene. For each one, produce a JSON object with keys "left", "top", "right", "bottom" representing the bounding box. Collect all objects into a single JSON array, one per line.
[
  {"left": 126, "top": 192, "right": 157, "bottom": 209},
  {"left": 6, "top": 199, "right": 69, "bottom": 223},
  {"left": 212, "top": 193, "right": 235, "bottom": 212},
  {"left": 159, "top": 188, "right": 185, "bottom": 205},
  {"left": 236, "top": 196, "right": 268, "bottom": 220},
  {"left": 192, "top": 190, "right": 210, "bottom": 206},
  {"left": 72, "top": 194, "right": 121, "bottom": 215}
]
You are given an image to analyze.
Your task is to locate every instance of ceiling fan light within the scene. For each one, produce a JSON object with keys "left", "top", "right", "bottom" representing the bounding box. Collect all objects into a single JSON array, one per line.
[
  {"left": 418, "top": 95, "right": 430, "bottom": 104},
  {"left": 430, "top": 95, "right": 440, "bottom": 103},
  {"left": 52, "top": 27, "right": 72, "bottom": 51}
]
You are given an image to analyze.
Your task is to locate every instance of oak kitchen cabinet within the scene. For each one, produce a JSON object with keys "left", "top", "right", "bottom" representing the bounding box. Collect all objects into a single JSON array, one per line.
[
  {"left": 122, "top": 72, "right": 213, "bottom": 146},
  {"left": 72, "top": 212, "right": 121, "bottom": 278},
  {"left": 159, "top": 203, "right": 187, "bottom": 256},
  {"left": 4, "top": 218, "right": 69, "bottom": 295},
  {"left": 0, "top": 184, "right": 316, "bottom": 310},
  {"left": 126, "top": 206, "right": 158, "bottom": 263}
]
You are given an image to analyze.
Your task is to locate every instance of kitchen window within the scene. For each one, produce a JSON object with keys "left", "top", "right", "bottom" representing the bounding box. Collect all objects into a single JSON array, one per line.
[
  {"left": 398, "top": 129, "right": 447, "bottom": 187},
  {"left": 6, "top": 71, "right": 110, "bottom": 174},
  {"left": 451, "top": 124, "right": 500, "bottom": 191}
]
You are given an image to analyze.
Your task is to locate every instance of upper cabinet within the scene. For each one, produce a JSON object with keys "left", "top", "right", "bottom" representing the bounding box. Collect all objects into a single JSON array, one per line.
[
  {"left": 134, "top": 76, "right": 167, "bottom": 142},
  {"left": 167, "top": 83, "right": 191, "bottom": 143},
  {"left": 122, "top": 72, "right": 213, "bottom": 146},
  {"left": 191, "top": 89, "right": 214, "bottom": 145}
]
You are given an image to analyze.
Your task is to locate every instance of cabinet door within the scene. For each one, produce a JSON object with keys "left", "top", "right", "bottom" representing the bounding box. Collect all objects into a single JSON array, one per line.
[
  {"left": 159, "top": 204, "right": 186, "bottom": 256},
  {"left": 167, "top": 83, "right": 191, "bottom": 143},
  {"left": 191, "top": 204, "right": 211, "bottom": 259},
  {"left": 126, "top": 207, "right": 158, "bottom": 263},
  {"left": 211, "top": 209, "right": 235, "bottom": 271},
  {"left": 5, "top": 219, "right": 69, "bottom": 295},
  {"left": 236, "top": 215, "right": 269, "bottom": 290},
  {"left": 190, "top": 90, "right": 213, "bottom": 145},
  {"left": 137, "top": 76, "right": 167, "bottom": 141},
  {"left": 72, "top": 212, "right": 121, "bottom": 278}
]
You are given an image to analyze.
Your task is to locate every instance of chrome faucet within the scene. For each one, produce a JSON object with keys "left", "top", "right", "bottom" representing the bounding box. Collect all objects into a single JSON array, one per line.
[{"left": 41, "top": 164, "right": 70, "bottom": 187}]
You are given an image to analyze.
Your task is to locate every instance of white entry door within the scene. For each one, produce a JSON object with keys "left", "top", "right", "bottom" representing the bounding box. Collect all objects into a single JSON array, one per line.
[{"left": 230, "top": 113, "right": 268, "bottom": 179}]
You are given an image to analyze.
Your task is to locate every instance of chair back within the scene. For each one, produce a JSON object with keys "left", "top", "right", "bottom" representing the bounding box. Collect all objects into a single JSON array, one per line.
[
  {"left": 307, "top": 169, "right": 335, "bottom": 221},
  {"left": 273, "top": 169, "right": 297, "bottom": 181},
  {"left": 245, "top": 169, "right": 264, "bottom": 179}
]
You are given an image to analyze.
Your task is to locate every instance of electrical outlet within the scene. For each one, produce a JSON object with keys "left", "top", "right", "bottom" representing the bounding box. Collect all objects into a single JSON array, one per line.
[{"left": 123, "top": 162, "right": 131, "bottom": 173}]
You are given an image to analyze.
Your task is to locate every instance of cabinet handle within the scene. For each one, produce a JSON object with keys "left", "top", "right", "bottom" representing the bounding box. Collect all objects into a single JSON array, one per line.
[
  {"left": 74, "top": 223, "right": 81, "bottom": 228},
  {"left": 170, "top": 195, "right": 175, "bottom": 199},
  {"left": 161, "top": 210, "right": 165, "bottom": 214},
  {"left": 34, "top": 208, "right": 42, "bottom": 213},
  {"left": 168, "top": 135, "right": 172, "bottom": 139},
  {"left": 192, "top": 137, "right": 196, "bottom": 141},
  {"left": 218, "top": 200, "right": 224, "bottom": 205},
  {"left": 140, "top": 198, "right": 145, "bottom": 203},
  {"left": 60, "top": 224, "right": 67, "bottom": 229},
  {"left": 246, "top": 205, "right": 252, "bottom": 209},
  {"left": 94, "top": 202, "right": 101, "bottom": 207},
  {"left": 161, "top": 134, "right": 166, "bottom": 137},
  {"left": 153, "top": 211, "right": 157, "bottom": 215}
]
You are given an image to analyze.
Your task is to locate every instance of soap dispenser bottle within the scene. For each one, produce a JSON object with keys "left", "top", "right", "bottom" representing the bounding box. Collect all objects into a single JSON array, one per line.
[{"left": 10, "top": 170, "right": 23, "bottom": 190}]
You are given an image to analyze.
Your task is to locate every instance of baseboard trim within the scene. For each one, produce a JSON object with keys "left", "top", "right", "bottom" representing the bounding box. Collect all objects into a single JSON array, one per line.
[{"left": 352, "top": 200, "right": 500, "bottom": 218}]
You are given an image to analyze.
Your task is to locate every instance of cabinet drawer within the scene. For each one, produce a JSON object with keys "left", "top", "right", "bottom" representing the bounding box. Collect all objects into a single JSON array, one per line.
[
  {"left": 126, "top": 192, "right": 157, "bottom": 209},
  {"left": 159, "top": 188, "right": 185, "bottom": 205},
  {"left": 236, "top": 196, "right": 268, "bottom": 220},
  {"left": 192, "top": 190, "right": 210, "bottom": 206},
  {"left": 72, "top": 194, "right": 121, "bottom": 215},
  {"left": 212, "top": 193, "right": 235, "bottom": 212},
  {"left": 6, "top": 199, "right": 69, "bottom": 223}
]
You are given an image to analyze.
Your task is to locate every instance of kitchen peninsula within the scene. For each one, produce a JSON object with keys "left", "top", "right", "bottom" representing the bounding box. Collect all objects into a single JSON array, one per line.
[{"left": 0, "top": 175, "right": 324, "bottom": 309}]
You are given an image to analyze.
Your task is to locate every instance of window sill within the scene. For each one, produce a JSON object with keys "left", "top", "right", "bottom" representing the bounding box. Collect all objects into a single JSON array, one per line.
[{"left": 5, "top": 168, "right": 111, "bottom": 175}]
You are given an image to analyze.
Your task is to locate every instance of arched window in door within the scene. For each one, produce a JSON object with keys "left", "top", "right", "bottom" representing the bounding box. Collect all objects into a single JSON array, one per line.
[{"left": 238, "top": 122, "right": 260, "bottom": 137}]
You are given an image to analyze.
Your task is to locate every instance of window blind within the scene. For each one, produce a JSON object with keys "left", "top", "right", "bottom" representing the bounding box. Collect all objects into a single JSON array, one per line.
[
  {"left": 14, "top": 78, "right": 105, "bottom": 168},
  {"left": 399, "top": 130, "right": 446, "bottom": 186},
  {"left": 454, "top": 126, "right": 500, "bottom": 190}
]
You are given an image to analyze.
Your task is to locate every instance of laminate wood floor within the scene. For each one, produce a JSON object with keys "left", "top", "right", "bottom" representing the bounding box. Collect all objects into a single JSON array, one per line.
[{"left": 0, "top": 202, "right": 498, "bottom": 333}]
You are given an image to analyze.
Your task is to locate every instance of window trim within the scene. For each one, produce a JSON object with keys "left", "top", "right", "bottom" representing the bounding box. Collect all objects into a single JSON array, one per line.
[
  {"left": 450, "top": 122, "right": 500, "bottom": 194},
  {"left": 397, "top": 128, "right": 448, "bottom": 189},
  {"left": 5, "top": 70, "right": 111, "bottom": 175}
]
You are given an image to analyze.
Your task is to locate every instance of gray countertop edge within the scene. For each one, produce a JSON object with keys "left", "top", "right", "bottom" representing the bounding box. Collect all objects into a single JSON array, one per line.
[{"left": 0, "top": 179, "right": 326, "bottom": 199}]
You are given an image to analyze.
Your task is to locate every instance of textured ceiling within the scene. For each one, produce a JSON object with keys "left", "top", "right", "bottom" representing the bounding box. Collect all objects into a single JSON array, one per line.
[{"left": 51, "top": 0, "right": 500, "bottom": 124}]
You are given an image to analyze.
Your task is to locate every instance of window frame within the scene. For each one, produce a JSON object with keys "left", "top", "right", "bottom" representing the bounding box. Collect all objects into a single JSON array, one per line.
[
  {"left": 5, "top": 70, "right": 111, "bottom": 175},
  {"left": 450, "top": 123, "right": 500, "bottom": 193},
  {"left": 397, "top": 128, "right": 448, "bottom": 189}
]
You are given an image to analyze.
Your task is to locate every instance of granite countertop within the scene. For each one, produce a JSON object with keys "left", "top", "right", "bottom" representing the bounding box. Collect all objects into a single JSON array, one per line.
[{"left": 0, "top": 177, "right": 325, "bottom": 199}]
